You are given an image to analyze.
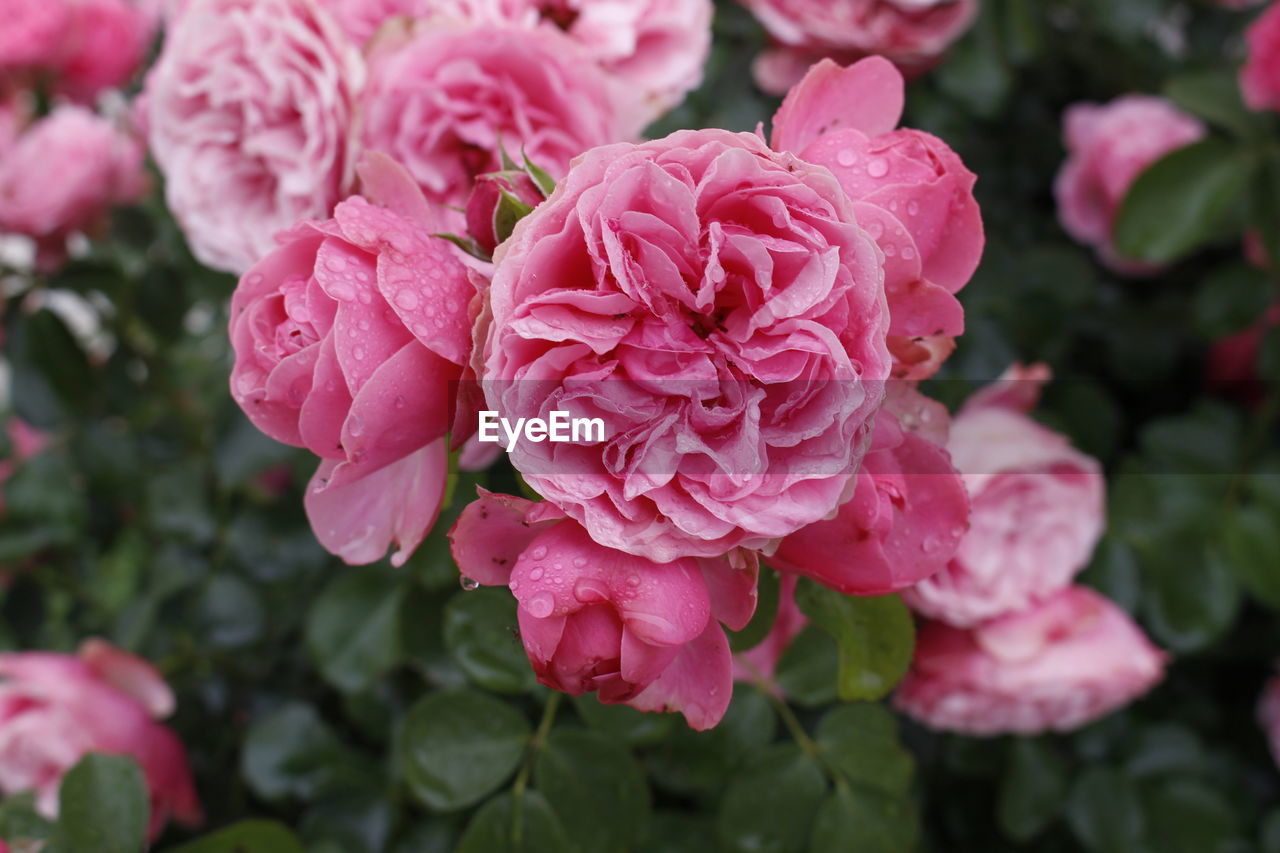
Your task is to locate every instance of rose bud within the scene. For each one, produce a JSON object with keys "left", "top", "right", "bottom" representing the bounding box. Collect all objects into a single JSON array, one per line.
[{"left": 464, "top": 170, "right": 545, "bottom": 255}]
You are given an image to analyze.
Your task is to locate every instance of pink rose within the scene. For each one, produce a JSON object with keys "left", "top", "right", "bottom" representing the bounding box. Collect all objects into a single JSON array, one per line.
[
  {"left": 732, "top": 574, "right": 804, "bottom": 686},
  {"left": 769, "top": 385, "right": 970, "bottom": 595},
  {"left": 741, "top": 0, "right": 978, "bottom": 95},
  {"left": 902, "top": 365, "right": 1104, "bottom": 627},
  {"left": 1054, "top": 95, "right": 1206, "bottom": 273},
  {"left": 54, "top": 0, "right": 156, "bottom": 101},
  {"left": 1243, "top": 2, "right": 1280, "bottom": 111},
  {"left": 771, "top": 57, "right": 983, "bottom": 380},
  {"left": 144, "top": 0, "right": 365, "bottom": 273},
  {"left": 1206, "top": 302, "right": 1280, "bottom": 406},
  {"left": 540, "top": 0, "right": 712, "bottom": 129},
  {"left": 480, "top": 128, "right": 891, "bottom": 562},
  {"left": 895, "top": 586, "right": 1166, "bottom": 735},
  {"left": 0, "top": 639, "right": 202, "bottom": 839},
  {"left": 449, "top": 490, "right": 758, "bottom": 729},
  {"left": 0, "top": 105, "right": 147, "bottom": 269},
  {"left": 1259, "top": 669, "right": 1280, "bottom": 767},
  {"left": 0, "top": 0, "right": 72, "bottom": 73},
  {"left": 229, "top": 159, "right": 472, "bottom": 565},
  {"left": 359, "top": 21, "right": 622, "bottom": 216}
]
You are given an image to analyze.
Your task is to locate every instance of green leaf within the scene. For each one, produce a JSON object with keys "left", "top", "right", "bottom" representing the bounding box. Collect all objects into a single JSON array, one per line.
[
  {"left": 794, "top": 581, "right": 914, "bottom": 701},
  {"left": 0, "top": 792, "right": 54, "bottom": 842},
  {"left": 1124, "top": 724, "right": 1204, "bottom": 778},
  {"left": 1192, "top": 264, "right": 1275, "bottom": 341},
  {"left": 8, "top": 309, "right": 94, "bottom": 427},
  {"left": 1223, "top": 506, "right": 1280, "bottom": 610},
  {"left": 807, "top": 783, "right": 918, "bottom": 853},
  {"left": 534, "top": 729, "right": 650, "bottom": 852},
  {"left": 521, "top": 148, "right": 557, "bottom": 198},
  {"left": 814, "top": 704, "right": 913, "bottom": 798},
  {"left": 1249, "top": 151, "right": 1280, "bottom": 270},
  {"left": 728, "top": 567, "right": 780, "bottom": 653},
  {"left": 1142, "top": 542, "right": 1240, "bottom": 653},
  {"left": 772, "top": 626, "right": 838, "bottom": 707},
  {"left": 1142, "top": 779, "right": 1240, "bottom": 853},
  {"left": 645, "top": 687, "right": 777, "bottom": 796},
  {"left": 444, "top": 587, "right": 537, "bottom": 693},
  {"left": 1065, "top": 767, "right": 1145, "bottom": 853},
  {"left": 716, "top": 743, "right": 825, "bottom": 853},
  {"left": 456, "top": 791, "right": 569, "bottom": 853},
  {"left": 306, "top": 567, "right": 407, "bottom": 693},
  {"left": 572, "top": 694, "right": 675, "bottom": 747},
  {"left": 168, "top": 821, "right": 304, "bottom": 853},
  {"left": 493, "top": 188, "right": 536, "bottom": 246},
  {"left": 1113, "top": 138, "right": 1251, "bottom": 264},
  {"left": 241, "top": 704, "right": 360, "bottom": 801},
  {"left": 46, "top": 755, "right": 148, "bottom": 853},
  {"left": 199, "top": 573, "right": 265, "bottom": 649},
  {"left": 400, "top": 689, "right": 530, "bottom": 811},
  {"left": 1165, "top": 71, "right": 1258, "bottom": 140},
  {"left": 997, "top": 738, "right": 1069, "bottom": 842}
]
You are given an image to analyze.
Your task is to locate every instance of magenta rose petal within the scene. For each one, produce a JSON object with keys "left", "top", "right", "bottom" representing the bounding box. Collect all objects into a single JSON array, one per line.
[
  {"left": 449, "top": 490, "right": 556, "bottom": 587},
  {"left": 627, "top": 620, "right": 734, "bottom": 731}
]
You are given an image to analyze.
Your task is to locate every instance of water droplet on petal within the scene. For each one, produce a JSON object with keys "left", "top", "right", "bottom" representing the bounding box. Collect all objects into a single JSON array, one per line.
[
  {"left": 527, "top": 591, "right": 555, "bottom": 618},
  {"left": 572, "top": 556, "right": 588, "bottom": 568},
  {"left": 900, "top": 245, "right": 916, "bottom": 261},
  {"left": 907, "top": 200, "right": 920, "bottom": 216},
  {"left": 836, "top": 149, "right": 857, "bottom": 167},
  {"left": 396, "top": 290, "right": 420, "bottom": 310},
  {"left": 530, "top": 566, "right": 545, "bottom": 581},
  {"left": 530, "top": 545, "right": 548, "bottom": 560},
  {"left": 867, "top": 158, "right": 889, "bottom": 178},
  {"left": 459, "top": 576, "right": 480, "bottom": 591}
]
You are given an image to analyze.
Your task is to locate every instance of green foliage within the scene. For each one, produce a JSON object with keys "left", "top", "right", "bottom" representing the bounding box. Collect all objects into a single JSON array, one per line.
[{"left": 45, "top": 755, "right": 149, "bottom": 853}]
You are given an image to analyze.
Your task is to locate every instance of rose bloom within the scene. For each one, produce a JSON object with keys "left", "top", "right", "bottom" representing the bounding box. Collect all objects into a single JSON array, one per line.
[
  {"left": 771, "top": 56, "right": 983, "bottom": 379},
  {"left": 450, "top": 490, "right": 758, "bottom": 729},
  {"left": 895, "top": 586, "right": 1166, "bottom": 735},
  {"left": 1243, "top": 1, "right": 1280, "bottom": 111},
  {"left": 902, "top": 365, "right": 1104, "bottom": 627},
  {"left": 479, "top": 128, "right": 891, "bottom": 563},
  {"left": 359, "top": 20, "right": 622, "bottom": 216},
  {"left": 0, "top": 639, "right": 202, "bottom": 839},
  {"left": 144, "top": 0, "right": 364, "bottom": 273},
  {"left": 0, "top": 105, "right": 147, "bottom": 270},
  {"left": 229, "top": 159, "right": 473, "bottom": 565},
  {"left": 1258, "top": 669, "right": 1280, "bottom": 767},
  {"left": 740, "top": 0, "right": 978, "bottom": 95},
  {"left": 53, "top": 0, "right": 157, "bottom": 101},
  {"left": 0, "top": 0, "right": 72, "bottom": 73},
  {"left": 769, "top": 384, "right": 969, "bottom": 595},
  {"left": 1054, "top": 95, "right": 1206, "bottom": 273}
]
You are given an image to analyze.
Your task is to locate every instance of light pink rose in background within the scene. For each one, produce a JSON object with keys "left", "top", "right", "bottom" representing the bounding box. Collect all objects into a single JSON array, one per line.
[
  {"left": 741, "top": 0, "right": 979, "bottom": 95},
  {"left": 902, "top": 364, "right": 1104, "bottom": 627},
  {"left": 144, "top": 0, "right": 365, "bottom": 273},
  {"left": 1242, "top": 2, "right": 1280, "bottom": 111},
  {"left": 895, "top": 586, "right": 1166, "bottom": 735},
  {"left": 450, "top": 490, "right": 758, "bottom": 729},
  {"left": 229, "top": 160, "right": 472, "bottom": 565},
  {"left": 53, "top": 0, "right": 156, "bottom": 102},
  {"left": 0, "top": 639, "right": 202, "bottom": 839},
  {"left": 0, "top": 105, "right": 147, "bottom": 271},
  {"left": 360, "top": 21, "right": 621, "bottom": 218},
  {"left": 1259, "top": 669, "right": 1280, "bottom": 767},
  {"left": 0, "top": 0, "right": 72, "bottom": 73},
  {"left": 769, "top": 385, "right": 969, "bottom": 595},
  {"left": 480, "top": 128, "right": 891, "bottom": 563},
  {"left": 732, "top": 574, "right": 804, "bottom": 685},
  {"left": 771, "top": 57, "right": 983, "bottom": 380},
  {"left": 1054, "top": 95, "right": 1206, "bottom": 273}
]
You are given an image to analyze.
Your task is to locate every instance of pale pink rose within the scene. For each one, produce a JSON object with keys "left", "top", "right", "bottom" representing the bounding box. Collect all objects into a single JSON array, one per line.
[
  {"left": 771, "top": 57, "right": 983, "bottom": 380},
  {"left": 53, "top": 0, "right": 156, "bottom": 101},
  {"left": 1054, "top": 95, "right": 1206, "bottom": 273},
  {"left": 144, "top": 0, "right": 365, "bottom": 273},
  {"left": 359, "top": 21, "right": 621, "bottom": 218},
  {"left": 770, "top": 385, "right": 969, "bottom": 595},
  {"left": 741, "top": 0, "right": 978, "bottom": 95},
  {"left": 1258, "top": 670, "right": 1280, "bottom": 767},
  {"left": 228, "top": 159, "right": 472, "bottom": 565},
  {"left": 0, "top": 0, "right": 72, "bottom": 72},
  {"left": 732, "top": 574, "right": 804, "bottom": 685},
  {"left": 0, "top": 639, "right": 202, "bottom": 839},
  {"left": 0, "top": 105, "right": 147, "bottom": 268},
  {"left": 540, "top": 0, "right": 712, "bottom": 129},
  {"left": 314, "top": 0, "right": 536, "bottom": 44},
  {"left": 902, "top": 365, "right": 1104, "bottom": 627},
  {"left": 449, "top": 490, "right": 758, "bottom": 729},
  {"left": 480, "top": 128, "right": 891, "bottom": 563},
  {"left": 1243, "top": 2, "right": 1280, "bottom": 111},
  {"left": 895, "top": 586, "right": 1166, "bottom": 735}
]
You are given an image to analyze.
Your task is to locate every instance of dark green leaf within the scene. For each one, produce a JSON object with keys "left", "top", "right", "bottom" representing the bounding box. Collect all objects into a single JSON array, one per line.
[
  {"left": 773, "top": 626, "right": 839, "bottom": 707},
  {"left": 1142, "top": 779, "right": 1240, "bottom": 853},
  {"left": 1065, "top": 767, "right": 1145, "bottom": 853},
  {"left": 306, "top": 567, "right": 407, "bottom": 693},
  {"left": 47, "top": 755, "right": 148, "bottom": 853},
  {"left": 168, "top": 821, "right": 304, "bottom": 853},
  {"left": 1223, "top": 506, "right": 1280, "bottom": 610},
  {"left": 646, "top": 687, "right": 777, "bottom": 796},
  {"left": 572, "top": 694, "right": 675, "bottom": 747},
  {"left": 794, "top": 581, "right": 914, "bottom": 701},
  {"left": 717, "top": 744, "right": 825, "bottom": 853},
  {"left": 1165, "top": 71, "right": 1258, "bottom": 140},
  {"left": 455, "top": 791, "right": 569, "bottom": 853},
  {"left": 400, "top": 689, "right": 530, "bottom": 811},
  {"left": 0, "top": 792, "right": 53, "bottom": 842},
  {"left": 534, "top": 728, "right": 650, "bottom": 852},
  {"left": 998, "top": 738, "right": 1069, "bottom": 842},
  {"left": 444, "top": 587, "right": 536, "bottom": 693},
  {"left": 808, "top": 783, "right": 918, "bottom": 853},
  {"left": 241, "top": 704, "right": 359, "bottom": 801},
  {"left": 815, "top": 704, "right": 913, "bottom": 798}
]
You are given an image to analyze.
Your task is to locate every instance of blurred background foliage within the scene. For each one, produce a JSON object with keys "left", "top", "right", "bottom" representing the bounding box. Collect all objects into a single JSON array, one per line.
[{"left": 3, "top": 0, "right": 1280, "bottom": 851}]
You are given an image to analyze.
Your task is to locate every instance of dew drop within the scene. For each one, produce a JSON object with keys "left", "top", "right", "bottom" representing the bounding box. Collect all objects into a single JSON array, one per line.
[
  {"left": 396, "top": 290, "right": 420, "bottom": 310},
  {"left": 530, "top": 545, "right": 548, "bottom": 560},
  {"left": 883, "top": 244, "right": 897, "bottom": 257},
  {"left": 626, "top": 574, "right": 640, "bottom": 587},
  {"left": 459, "top": 575, "right": 480, "bottom": 591},
  {"left": 572, "top": 556, "right": 588, "bottom": 568},
  {"left": 866, "top": 220, "right": 884, "bottom": 240},
  {"left": 901, "top": 246, "right": 916, "bottom": 261},
  {"left": 836, "top": 149, "right": 857, "bottom": 168},
  {"left": 528, "top": 591, "right": 555, "bottom": 618},
  {"left": 394, "top": 394, "right": 406, "bottom": 409},
  {"left": 867, "top": 158, "right": 889, "bottom": 178},
  {"left": 530, "top": 566, "right": 545, "bottom": 581},
  {"left": 348, "top": 415, "right": 365, "bottom": 437},
  {"left": 907, "top": 200, "right": 920, "bottom": 216}
]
